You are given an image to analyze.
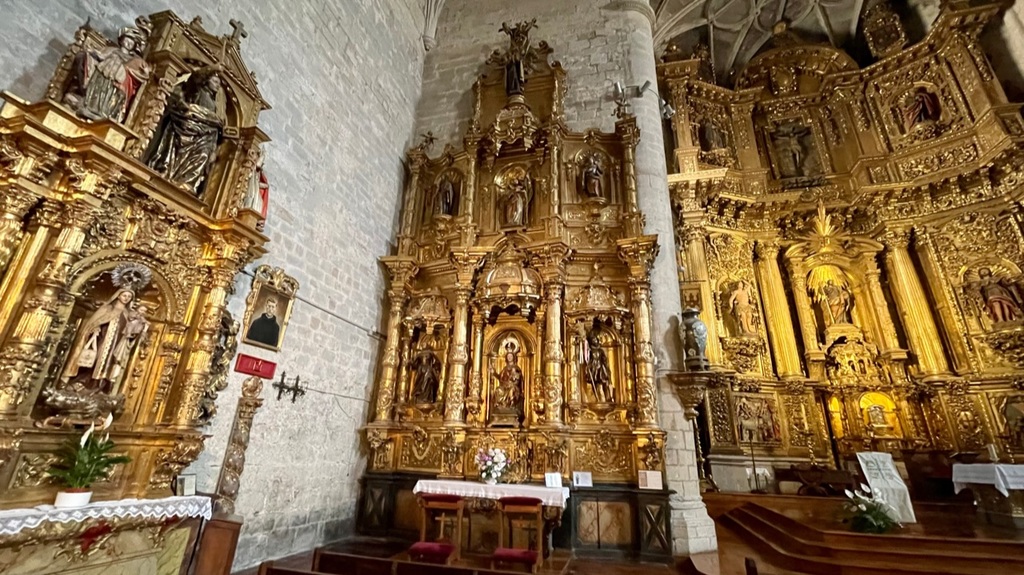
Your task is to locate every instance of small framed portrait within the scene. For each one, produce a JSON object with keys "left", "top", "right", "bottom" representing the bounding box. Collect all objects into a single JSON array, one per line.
[{"left": 241, "top": 265, "right": 299, "bottom": 352}]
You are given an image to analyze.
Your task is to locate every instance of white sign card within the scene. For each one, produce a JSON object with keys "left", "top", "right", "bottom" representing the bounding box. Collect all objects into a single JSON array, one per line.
[
  {"left": 544, "top": 472, "right": 563, "bottom": 488},
  {"left": 174, "top": 474, "right": 197, "bottom": 497},
  {"left": 638, "top": 470, "right": 663, "bottom": 490},
  {"left": 856, "top": 451, "right": 917, "bottom": 524},
  {"left": 572, "top": 471, "right": 593, "bottom": 488}
]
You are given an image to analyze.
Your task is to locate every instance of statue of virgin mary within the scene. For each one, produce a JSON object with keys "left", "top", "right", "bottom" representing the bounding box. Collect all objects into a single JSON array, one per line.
[{"left": 61, "top": 288, "right": 149, "bottom": 393}]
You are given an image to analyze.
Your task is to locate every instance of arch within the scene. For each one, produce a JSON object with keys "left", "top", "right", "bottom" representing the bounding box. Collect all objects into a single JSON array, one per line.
[{"left": 69, "top": 251, "right": 181, "bottom": 322}]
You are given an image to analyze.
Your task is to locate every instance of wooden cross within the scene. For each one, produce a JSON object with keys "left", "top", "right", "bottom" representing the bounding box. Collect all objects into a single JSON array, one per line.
[{"left": 229, "top": 19, "right": 248, "bottom": 44}]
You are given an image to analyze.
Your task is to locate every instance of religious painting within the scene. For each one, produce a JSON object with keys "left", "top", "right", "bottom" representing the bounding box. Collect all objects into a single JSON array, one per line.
[
  {"left": 766, "top": 120, "right": 822, "bottom": 180},
  {"left": 241, "top": 265, "right": 300, "bottom": 352},
  {"left": 997, "top": 395, "right": 1024, "bottom": 450},
  {"left": 896, "top": 85, "right": 941, "bottom": 134},
  {"left": 962, "top": 263, "right": 1024, "bottom": 328},
  {"left": 734, "top": 395, "right": 782, "bottom": 444}
]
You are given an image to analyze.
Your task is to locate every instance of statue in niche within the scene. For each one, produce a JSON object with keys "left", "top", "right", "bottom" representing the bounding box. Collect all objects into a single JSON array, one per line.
[
  {"left": 1003, "top": 396, "right": 1024, "bottom": 449},
  {"left": 499, "top": 170, "right": 532, "bottom": 228},
  {"left": 490, "top": 19, "right": 538, "bottom": 97},
  {"left": 727, "top": 279, "right": 758, "bottom": 337},
  {"left": 62, "top": 17, "right": 152, "bottom": 123},
  {"left": 145, "top": 65, "right": 224, "bottom": 196},
  {"left": 242, "top": 147, "right": 270, "bottom": 226},
  {"left": 579, "top": 154, "right": 604, "bottom": 200},
  {"left": 966, "top": 267, "right": 1022, "bottom": 325},
  {"left": 435, "top": 176, "right": 459, "bottom": 217},
  {"left": 583, "top": 325, "right": 613, "bottom": 403},
  {"left": 491, "top": 341, "right": 524, "bottom": 415},
  {"left": 410, "top": 333, "right": 443, "bottom": 404},
  {"left": 769, "top": 122, "right": 820, "bottom": 178},
  {"left": 697, "top": 119, "right": 725, "bottom": 152},
  {"left": 900, "top": 87, "right": 941, "bottom": 133},
  {"left": 815, "top": 279, "right": 853, "bottom": 326}
]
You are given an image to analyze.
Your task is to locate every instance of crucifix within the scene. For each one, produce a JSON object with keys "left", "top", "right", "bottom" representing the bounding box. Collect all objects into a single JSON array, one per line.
[
  {"left": 228, "top": 19, "right": 248, "bottom": 44},
  {"left": 272, "top": 372, "right": 305, "bottom": 402}
]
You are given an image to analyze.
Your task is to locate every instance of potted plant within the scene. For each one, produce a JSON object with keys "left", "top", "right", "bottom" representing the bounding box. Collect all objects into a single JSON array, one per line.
[
  {"left": 47, "top": 415, "right": 130, "bottom": 509},
  {"left": 842, "top": 484, "right": 900, "bottom": 534},
  {"left": 474, "top": 447, "right": 508, "bottom": 485}
]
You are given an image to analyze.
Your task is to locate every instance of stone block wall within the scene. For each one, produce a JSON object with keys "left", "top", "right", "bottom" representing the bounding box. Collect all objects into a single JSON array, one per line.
[
  {"left": 0, "top": 0, "right": 425, "bottom": 570},
  {"left": 418, "top": 0, "right": 716, "bottom": 554}
]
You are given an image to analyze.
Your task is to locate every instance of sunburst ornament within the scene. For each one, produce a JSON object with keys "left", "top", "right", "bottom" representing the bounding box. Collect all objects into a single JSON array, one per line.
[
  {"left": 805, "top": 199, "right": 851, "bottom": 255},
  {"left": 110, "top": 262, "right": 153, "bottom": 294}
]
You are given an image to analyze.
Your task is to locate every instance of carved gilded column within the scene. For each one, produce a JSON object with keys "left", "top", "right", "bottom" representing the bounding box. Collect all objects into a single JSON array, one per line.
[
  {"left": 783, "top": 256, "right": 823, "bottom": 361},
  {"left": 753, "top": 240, "right": 801, "bottom": 378},
  {"left": 913, "top": 226, "right": 972, "bottom": 374},
  {"left": 616, "top": 118, "right": 643, "bottom": 237},
  {"left": 0, "top": 198, "right": 100, "bottom": 413},
  {"left": 880, "top": 229, "right": 950, "bottom": 377},
  {"left": 444, "top": 250, "right": 482, "bottom": 425},
  {"left": 0, "top": 190, "right": 38, "bottom": 279},
  {"left": 467, "top": 310, "right": 485, "bottom": 424},
  {"left": 678, "top": 220, "right": 723, "bottom": 364},
  {"left": 213, "top": 376, "right": 264, "bottom": 516},
  {"left": 542, "top": 282, "right": 565, "bottom": 426},
  {"left": 619, "top": 237, "right": 660, "bottom": 428},
  {"left": 858, "top": 252, "right": 902, "bottom": 354},
  {"left": 0, "top": 193, "right": 47, "bottom": 337},
  {"left": 374, "top": 258, "right": 417, "bottom": 423},
  {"left": 398, "top": 149, "right": 426, "bottom": 255}
]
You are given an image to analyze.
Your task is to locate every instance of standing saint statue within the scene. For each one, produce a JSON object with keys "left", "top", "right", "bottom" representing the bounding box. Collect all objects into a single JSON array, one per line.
[
  {"left": 242, "top": 147, "right": 270, "bottom": 224},
  {"left": 436, "top": 177, "right": 458, "bottom": 217},
  {"left": 728, "top": 279, "right": 758, "bottom": 336},
  {"left": 816, "top": 280, "right": 852, "bottom": 326},
  {"left": 61, "top": 288, "right": 149, "bottom": 393},
  {"left": 969, "top": 268, "right": 1022, "bottom": 324},
  {"left": 500, "top": 175, "right": 531, "bottom": 228},
  {"left": 145, "top": 65, "right": 224, "bottom": 196},
  {"left": 902, "top": 87, "right": 940, "bottom": 132},
  {"left": 410, "top": 345, "right": 442, "bottom": 404},
  {"left": 579, "top": 154, "right": 604, "bottom": 199},
  {"left": 585, "top": 328, "right": 613, "bottom": 403},
  {"left": 63, "top": 18, "right": 152, "bottom": 122},
  {"left": 491, "top": 341, "right": 524, "bottom": 413},
  {"left": 496, "top": 19, "right": 537, "bottom": 96}
]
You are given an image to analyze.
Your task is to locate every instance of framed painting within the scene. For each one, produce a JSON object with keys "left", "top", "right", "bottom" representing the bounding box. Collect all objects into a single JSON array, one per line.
[{"left": 241, "top": 265, "right": 299, "bottom": 352}]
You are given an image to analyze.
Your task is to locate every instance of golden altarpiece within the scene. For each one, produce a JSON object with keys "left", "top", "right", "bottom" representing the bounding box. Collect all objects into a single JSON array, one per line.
[
  {"left": 358, "top": 23, "right": 674, "bottom": 558},
  {"left": 0, "top": 11, "right": 269, "bottom": 573},
  {"left": 660, "top": 0, "right": 1024, "bottom": 498}
]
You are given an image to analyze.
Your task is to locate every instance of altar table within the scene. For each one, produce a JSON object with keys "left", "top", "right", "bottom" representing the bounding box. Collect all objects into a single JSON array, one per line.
[
  {"left": 952, "top": 463, "right": 1024, "bottom": 529},
  {"left": 412, "top": 480, "right": 570, "bottom": 508}
]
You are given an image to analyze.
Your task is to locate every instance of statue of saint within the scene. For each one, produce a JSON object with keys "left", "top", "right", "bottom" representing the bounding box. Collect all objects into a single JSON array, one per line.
[
  {"left": 969, "top": 268, "right": 1022, "bottom": 324},
  {"left": 902, "top": 87, "right": 940, "bottom": 132},
  {"left": 242, "top": 148, "right": 270, "bottom": 223},
  {"left": 580, "top": 155, "right": 603, "bottom": 199},
  {"left": 498, "top": 20, "right": 537, "bottom": 96},
  {"left": 410, "top": 344, "right": 442, "bottom": 404},
  {"left": 436, "top": 177, "right": 457, "bottom": 216},
  {"left": 61, "top": 288, "right": 149, "bottom": 392},
  {"left": 585, "top": 328, "right": 612, "bottom": 403},
  {"left": 63, "top": 19, "right": 151, "bottom": 122},
  {"left": 500, "top": 175, "right": 531, "bottom": 228},
  {"left": 491, "top": 341, "right": 524, "bottom": 412},
  {"left": 817, "top": 280, "right": 852, "bottom": 326},
  {"left": 728, "top": 279, "right": 758, "bottom": 336},
  {"left": 145, "top": 66, "right": 224, "bottom": 196},
  {"left": 698, "top": 119, "right": 725, "bottom": 152}
]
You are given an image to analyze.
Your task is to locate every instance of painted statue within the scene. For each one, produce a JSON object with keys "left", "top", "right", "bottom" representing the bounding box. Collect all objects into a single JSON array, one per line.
[
  {"left": 410, "top": 343, "right": 442, "bottom": 404},
  {"left": 436, "top": 177, "right": 458, "bottom": 216},
  {"left": 901, "top": 87, "right": 940, "bottom": 132},
  {"left": 679, "top": 308, "right": 710, "bottom": 371},
  {"left": 242, "top": 147, "right": 270, "bottom": 224},
  {"left": 584, "top": 327, "right": 613, "bottom": 403},
  {"left": 492, "top": 341, "right": 524, "bottom": 412},
  {"left": 728, "top": 279, "right": 758, "bottom": 337},
  {"left": 498, "top": 19, "right": 537, "bottom": 96},
  {"left": 500, "top": 174, "right": 531, "bottom": 228},
  {"left": 697, "top": 119, "right": 725, "bottom": 151},
  {"left": 969, "top": 268, "right": 1021, "bottom": 324},
  {"left": 817, "top": 280, "right": 852, "bottom": 326},
  {"left": 145, "top": 66, "right": 224, "bottom": 196},
  {"left": 63, "top": 17, "right": 152, "bottom": 123},
  {"left": 61, "top": 288, "right": 149, "bottom": 392},
  {"left": 579, "top": 154, "right": 604, "bottom": 199},
  {"left": 770, "top": 122, "right": 820, "bottom": 178}
]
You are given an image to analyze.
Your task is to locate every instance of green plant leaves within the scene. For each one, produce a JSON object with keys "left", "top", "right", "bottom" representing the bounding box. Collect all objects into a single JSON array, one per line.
[{"left": 46, "top": 433, "right": 131, "bottom": 490}]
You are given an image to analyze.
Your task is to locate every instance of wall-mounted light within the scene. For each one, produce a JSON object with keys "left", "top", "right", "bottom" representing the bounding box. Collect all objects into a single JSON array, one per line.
[{"left": 612, "top": 80, "right": 674, "bottom": 120}]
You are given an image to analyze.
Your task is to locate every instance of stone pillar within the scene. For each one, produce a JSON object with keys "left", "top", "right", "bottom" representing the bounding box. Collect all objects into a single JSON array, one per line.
[
  {"left": 373, "top": 258, "right": 418, "bottom": 423},
  {"left": 444, "top": 250, "right": 482, "bottom": 425},
  {"left": 753, "top": 241, "right": 801, "bottom": 378},
  {"left": 880, "top": 229, "right": 950, "bottom": 378},
  {"left": 913, "top": 226, "right": 972, "bottom": 374},
  {"left": 609, "top": 0, "right": 716, "bottom": 554},
  {"left": 542, "top": 282, "right": 565, "bottom": 426}
]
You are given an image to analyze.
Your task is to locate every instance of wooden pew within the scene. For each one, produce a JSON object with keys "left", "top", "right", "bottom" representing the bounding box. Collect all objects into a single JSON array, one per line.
[
  {"left": 312, "top": 550, "right": 392, "bottom": 575},
  {"left": 257, "top": 562, "right": 322, "bottom": 575},
  {"left": 394, "top": 561, "right": 479, "bottom": 575}
]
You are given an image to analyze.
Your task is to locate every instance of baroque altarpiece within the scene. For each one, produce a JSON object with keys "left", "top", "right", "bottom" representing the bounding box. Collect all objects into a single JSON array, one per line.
[
  {"left": 0, "top": 10, "right": 269, "bottom": 569},
  {"left": 359, "top": 22, "right": 672, "bottom": 556},
  {"left": 660, "top": 1, "right": 1024, "bottom": 491}
]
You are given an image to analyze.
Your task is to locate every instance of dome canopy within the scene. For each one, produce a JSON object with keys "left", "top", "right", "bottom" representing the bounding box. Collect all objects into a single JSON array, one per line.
[{"left": 478, "top": 242, "right": 543, "bottom": 315}]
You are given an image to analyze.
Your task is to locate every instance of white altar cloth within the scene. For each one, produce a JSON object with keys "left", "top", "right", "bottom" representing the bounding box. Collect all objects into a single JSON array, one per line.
[
  {"left": 413, "top": 480, "right": 570, "bottom": 508},
  {"left": 952, "top": 463, "right": 1024, "bottom": 497},
  {"left": 0, "top": 495, "right": 212, "bottom": 536},
  {"left": 857, "top": 451, "right": 916, "bottom": 524}
]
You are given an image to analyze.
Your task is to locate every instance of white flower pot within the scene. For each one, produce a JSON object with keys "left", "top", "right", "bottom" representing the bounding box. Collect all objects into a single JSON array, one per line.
[
  {"left": 484, "top": 477, "right": 497, "bottom": 485},
  {"left": 54, "top": 490, "right": 92, "bottom": 509}
]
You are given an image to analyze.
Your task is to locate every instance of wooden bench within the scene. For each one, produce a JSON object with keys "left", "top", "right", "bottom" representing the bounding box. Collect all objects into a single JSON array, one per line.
[
  {"left": 257, "top": 563, "right": 322, "bottom": 575},
  {"left": 312, "top": 550, "right": 392, "bottom": 575}
]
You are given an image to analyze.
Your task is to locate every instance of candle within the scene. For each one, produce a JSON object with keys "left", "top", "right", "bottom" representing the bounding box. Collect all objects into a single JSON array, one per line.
[
  {"left": 987, "top": 443, "right": 998, "bottom": 461},
  {"left": 800, "top": 404, "right": 809, "bottom": 431}
]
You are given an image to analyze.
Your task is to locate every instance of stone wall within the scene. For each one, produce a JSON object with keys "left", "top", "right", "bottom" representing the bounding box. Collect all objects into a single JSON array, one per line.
[
  {"left": 0, "top": 0, "right": 425, "bottom": 570},
  {"left": 418, "top": 0, "right": 716, "bottom": 554}
]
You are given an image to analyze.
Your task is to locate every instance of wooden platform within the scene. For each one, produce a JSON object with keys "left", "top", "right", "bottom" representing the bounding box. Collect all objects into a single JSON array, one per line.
[{"left": 707, "top": 493, "right": 1024, "bottom": 575}]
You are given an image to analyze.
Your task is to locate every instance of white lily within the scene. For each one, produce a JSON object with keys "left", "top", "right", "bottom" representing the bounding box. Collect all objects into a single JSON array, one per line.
[
  {"left": 101, "top": 413, "right": 114, "bottom": 430},
  {"left": 80, "top": 423, "right": 95, "bottom": 447}
]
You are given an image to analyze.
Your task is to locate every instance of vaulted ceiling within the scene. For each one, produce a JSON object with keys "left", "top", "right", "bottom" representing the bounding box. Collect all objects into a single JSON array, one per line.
[{"left": 652, "top": 0, "right": 868, "bottom": 81}]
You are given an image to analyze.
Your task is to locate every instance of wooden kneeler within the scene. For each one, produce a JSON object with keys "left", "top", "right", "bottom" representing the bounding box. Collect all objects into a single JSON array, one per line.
[
  {"left": 408, "top": 493, "right": 465, "bottom": 565},
  {"left": 491, "top": 496, "right": 544, "bottom": 574}
]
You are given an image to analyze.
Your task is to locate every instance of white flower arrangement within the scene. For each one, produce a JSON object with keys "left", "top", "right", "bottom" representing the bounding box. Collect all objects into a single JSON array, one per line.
[
  {"left": 474, "top": 447, "right": 508, "bottom": 483},
  {"left": 843, "top": 484, "right": 901, "bottom": 534}
]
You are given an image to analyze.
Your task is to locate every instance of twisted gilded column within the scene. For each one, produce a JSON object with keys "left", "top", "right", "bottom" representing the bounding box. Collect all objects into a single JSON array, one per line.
[
  {"left": 913, "top": 226, "right": 972, "bottom": 374},
  {"left": 467, "top": 310, "right": 485, "bottom": 424},
  {"left": 444, "top": 250, "right": 483, "bottom": 425},
  {"left": 619, "top": 237, "right": 660, "bottom": 428},
  {"left": 753, "top": 240, "right": 801, "bottom": 378},
  {"left": 213, "top": 376, "right": 264, "bottom": 516},
  {"left": 373, "top": 258, "right": 417, "bottom": 423},
  {"left": 880, "top": 229, "right": 950, "bottom": 378}
]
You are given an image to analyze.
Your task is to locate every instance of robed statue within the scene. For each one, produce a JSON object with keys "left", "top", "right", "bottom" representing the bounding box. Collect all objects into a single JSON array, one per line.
[
  {"left": 410, "top": 341, "right": 442, "bottom": 404},
  {"left": 579, "top": 154, "right": 604, "bottom": 200},
  {"left": 61, "top": 288, "right": 149, "bottom": 392},
  {"left": 436, "top": 177, "right": 458, "bottom": 217},
  {"left": 499, "top": 172, "right": 532, "bottom": 228},
  {"left": 902, "top": 87, "right": 940, "bottom": 132},
  {"left": 968, "top": 268, "right": 1022, "bottom": 324},
  {"left": 491, "top": 341, "right": 524, "bottom": 414},
  {"left": 486, "top": 19, "right": 538, "bottom": 97},
  {"left": 584, "top": 328, "right": 613, "bottom": 403},
  {"left": 145, "top": 66, "right": 225, "bottom": 196},
  {"left": 816, "top": 280, "right": 852, "bottom": 326},
  {"left": 63, "top": 17, "right": 152, "bottom": 122}
]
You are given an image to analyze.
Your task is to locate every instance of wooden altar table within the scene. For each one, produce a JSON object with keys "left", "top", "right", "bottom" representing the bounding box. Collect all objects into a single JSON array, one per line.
[{"left": 953, "top": 463, "right": 1024, "bottom": 529}]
